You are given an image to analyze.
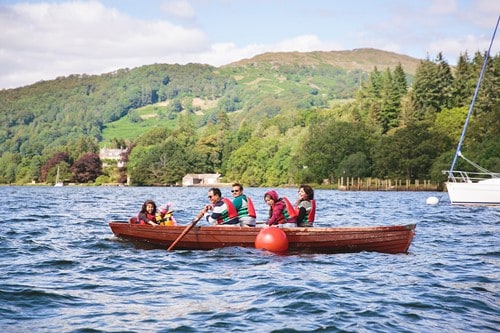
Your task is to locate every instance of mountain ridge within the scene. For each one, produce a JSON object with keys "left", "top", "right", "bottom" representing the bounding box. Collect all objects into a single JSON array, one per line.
[
  {"left": 2, "top": 48, "right": 421, "bottom": 91},
  {"left": 223, "top": 48, "right": 420, "bottom": 74}
]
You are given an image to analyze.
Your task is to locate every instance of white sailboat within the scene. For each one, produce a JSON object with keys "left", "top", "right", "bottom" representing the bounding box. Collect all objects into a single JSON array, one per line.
[
  {"left": 54, "top": 166, "right": 64, "bottom": 187},
  {"left": 444, "top": 16, "right": 500, "bottom": 205}
]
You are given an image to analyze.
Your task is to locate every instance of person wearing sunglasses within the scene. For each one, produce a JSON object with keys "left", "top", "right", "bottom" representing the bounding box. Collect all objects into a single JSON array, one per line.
[
  {"left": 200, "top": 187, "right": 239, "bottom": 226},
  {"left": 231, "top": 183, "right": 256, "bottom": 227}
]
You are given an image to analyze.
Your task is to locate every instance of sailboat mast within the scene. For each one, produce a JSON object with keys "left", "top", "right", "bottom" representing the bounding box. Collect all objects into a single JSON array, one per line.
[{"left": 449, "top": 15, "right": 499, "bottom": 173}]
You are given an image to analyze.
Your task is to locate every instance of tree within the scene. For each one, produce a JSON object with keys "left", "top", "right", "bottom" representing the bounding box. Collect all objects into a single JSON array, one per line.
[
  {"left": 299, "top": 120, "right": 371, "bottom": 182},
  {"left": 450, "top": 52, "right": 473, "bottom": 108},
  {"left": 71, "top": 153, "right": 102, "bottom": 183},
  {"left": 471, "top": 51, "right": 500, "bottom": 116},
  {"left": 366, "top": 67, "right": 384, "bottom": 129},
  {"left": 392, "top": 63, "right": 408, "bottom": 100},
  {"left": 380, "top": 68, "right": 400, "bottom": 133},
  {"left": 433, "top": 106, "right": 469, "bottom": 145},
  {"left": 371, "top": 122, "right": 452, "bottom": 179},
  {"left": 40, "top": 152, "right": 71, "bottom": 182},
  {"left": 225, "top": 137, "right": 281, "bottom": 186},
  {"left": 336, "top": 152, "right": 371, "bottom": 178},
  {"left": 435, "top": 53, "right": 454, "bottom": 109},
  {"left": 0, "top": 152, "right": 21, "bottom": 183},
  {"left": 66, "top": 136, "right": 99, "bottom": 161},
  {"left": 413, "top": 53, "right": 454, "bottom": 119}
]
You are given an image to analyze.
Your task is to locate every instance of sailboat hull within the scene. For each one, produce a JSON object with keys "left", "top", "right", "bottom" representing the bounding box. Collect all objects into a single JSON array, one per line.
[{"left": 446, "top": 179, "right": 500, "bottom": 205}]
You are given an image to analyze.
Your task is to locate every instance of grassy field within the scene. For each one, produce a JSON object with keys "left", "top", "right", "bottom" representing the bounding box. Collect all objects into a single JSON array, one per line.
[{"left": 101, "top": 104, "right": 178, "bottom": 144}]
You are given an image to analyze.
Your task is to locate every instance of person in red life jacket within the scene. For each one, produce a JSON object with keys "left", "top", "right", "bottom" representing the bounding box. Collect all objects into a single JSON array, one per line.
[
  {"left": 264, "top": 190, "right": 296, "bottom": 228},
  {"left": 231, "top": 183, "right": 256, "bottom": 227},
  {"left": 199, "top": 187, "right": 239, "bottom": 226},
  {"left": 295, "top": 184, "right": 316, "bottom": 227},
  {"left": 137, "top": 199, "right": 159, "bottom": 226}
]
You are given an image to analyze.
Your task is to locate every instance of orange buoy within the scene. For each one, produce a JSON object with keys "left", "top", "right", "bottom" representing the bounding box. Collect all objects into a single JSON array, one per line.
[{"left": 255, "top": 227, "right": 289, "bottom": 252}]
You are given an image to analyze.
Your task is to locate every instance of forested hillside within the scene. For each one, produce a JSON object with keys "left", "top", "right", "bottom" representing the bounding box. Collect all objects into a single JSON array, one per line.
[{"left": 0, "top": 48, "right": 498, "bottom": 186}]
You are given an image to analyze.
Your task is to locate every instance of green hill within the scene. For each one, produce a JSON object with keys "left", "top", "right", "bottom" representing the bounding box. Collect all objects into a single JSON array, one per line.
[
  {"left": 96, "top": 49, "right": 420, "bottom": 143},
  {"left": 0, "top": 49, "right": 420, "bottom": 150},
  {"left": 5, "top": 48, "right": 496, "bottom": 187}
]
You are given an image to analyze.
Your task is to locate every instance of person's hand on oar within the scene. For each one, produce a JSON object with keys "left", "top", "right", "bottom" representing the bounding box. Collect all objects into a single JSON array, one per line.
[{"left": 167, "top": 210, "right": 205, "bottom": 251}]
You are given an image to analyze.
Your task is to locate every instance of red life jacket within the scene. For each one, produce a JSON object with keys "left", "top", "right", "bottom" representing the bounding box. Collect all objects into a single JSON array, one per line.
[
  {"left": 308, "top": 199, "right": 316, "bottom": 223},
  {"left": 221, "top": 198, "right": 239, "bottom": 224},
  {"left": 293, "top": 199, "right": 316, "bottom": 226},
  {"left": 137, "top": 212, "right": 155, "bottom": 225},
  {"left": 246, "top": 196, "right": 257, "bottom": 218},
  {"left": 282, "top": 196, "right": 298, "bottom": 220}
]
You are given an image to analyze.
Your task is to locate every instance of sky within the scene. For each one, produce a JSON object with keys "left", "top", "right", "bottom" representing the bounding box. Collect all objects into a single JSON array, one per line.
[{"left": 0, "top": 0, "right": 498, "bottom": 90}]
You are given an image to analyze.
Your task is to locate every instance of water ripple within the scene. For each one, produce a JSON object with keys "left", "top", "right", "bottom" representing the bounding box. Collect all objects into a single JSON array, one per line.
[{"left": 0, "top": 186, "right": 498, "bottom": 332}]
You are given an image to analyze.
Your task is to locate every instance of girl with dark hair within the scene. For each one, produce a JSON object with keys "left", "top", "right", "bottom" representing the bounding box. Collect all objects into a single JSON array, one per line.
[
  {"left": 295, "top": 185, "right": 316, "bottom": 227},
  {"left": 137, "top": 199, "right": 158, "bottom": 226}
]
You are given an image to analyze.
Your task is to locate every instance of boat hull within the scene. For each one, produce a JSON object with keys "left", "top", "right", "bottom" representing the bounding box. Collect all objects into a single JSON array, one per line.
[
  {"left": 108, "top": 222, "right": 416, "bottom": 254},
  {"left": 446, "top": 180, "right": 500, "bottom": 205}
]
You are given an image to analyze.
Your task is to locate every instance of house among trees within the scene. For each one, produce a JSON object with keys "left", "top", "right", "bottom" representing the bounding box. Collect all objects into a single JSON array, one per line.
[
  {"left": 99, "top": 147, "right": 127, "bottom": 167},
  {"left": 182, "top": 173, "right": 221, "bottom": 187}
]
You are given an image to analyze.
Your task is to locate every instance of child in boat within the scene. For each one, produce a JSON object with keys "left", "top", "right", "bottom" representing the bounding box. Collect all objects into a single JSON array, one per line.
[
  {"left": 156, "top": 203, "right": 177, "bottom": 226},
  {"left": 136, "top": 199, "right": 158, "bottom": 226},
  {"left": 264, "top": 190, "right": 296, "bottom": 228}
]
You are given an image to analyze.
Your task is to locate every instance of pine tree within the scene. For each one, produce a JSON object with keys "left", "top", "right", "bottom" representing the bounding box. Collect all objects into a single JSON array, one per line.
[
  {"left": 380, "top": 69, "right": 399, "bottom": 133},
  {"left": 413, "top": 53, "right": 454, "bottom": 119},
  {"left": 450, "top": 52, "right": 473, "bottom": 108}
]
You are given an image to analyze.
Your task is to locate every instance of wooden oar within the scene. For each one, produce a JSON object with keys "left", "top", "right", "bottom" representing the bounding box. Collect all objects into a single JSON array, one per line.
[{"left": 167, "top": 211, "right": 204, "bottom": 251}]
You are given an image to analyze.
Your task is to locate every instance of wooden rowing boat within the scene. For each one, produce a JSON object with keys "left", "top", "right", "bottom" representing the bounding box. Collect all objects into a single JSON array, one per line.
[{"left": 108, "top": 221, "right": 416, "bottom": 254}]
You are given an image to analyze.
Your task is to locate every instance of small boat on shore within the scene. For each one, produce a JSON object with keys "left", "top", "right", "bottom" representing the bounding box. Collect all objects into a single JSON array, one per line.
[{"left": 108, "top": 221, "right": 416, "bottom": 254}]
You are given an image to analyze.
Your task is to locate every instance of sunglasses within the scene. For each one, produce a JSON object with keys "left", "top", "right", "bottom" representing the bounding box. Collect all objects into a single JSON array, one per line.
[{"left": 231, "top": 190, "right": 240, "bottom": 193}]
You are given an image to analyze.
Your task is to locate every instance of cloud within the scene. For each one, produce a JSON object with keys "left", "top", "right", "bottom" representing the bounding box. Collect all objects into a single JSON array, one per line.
[
  {"left": 160, "top": 0, "right": 196, "bottom": 19},
  {"left": 428, "top": 0, "right": 458, "bottom": 15},
  {"left": 0, "top": 0, "right": 346, "bottom": 89},
  {"left": 428, "top": 34, "right": 496, "bottom": 61},
  {"left": 0, "top": 0, "right": 497, "bottom": 89},
  {"left": 0, "top": 1, "right": 208, "bottom": 89}
]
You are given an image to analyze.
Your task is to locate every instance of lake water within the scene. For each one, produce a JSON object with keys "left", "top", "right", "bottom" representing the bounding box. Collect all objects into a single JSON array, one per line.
[{"left": 1, "top": 186, "right": 498, "bottom": 332}]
